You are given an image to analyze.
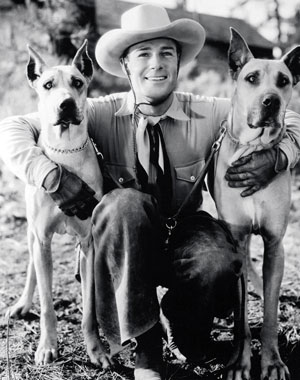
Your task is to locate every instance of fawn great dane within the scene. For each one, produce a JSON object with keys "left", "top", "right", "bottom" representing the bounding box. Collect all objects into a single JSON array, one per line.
[
  {"left": 6, "top": 41, "right": 110, "bottom": 368},
  {"left": 212, "top": 28, "right": 300, "bottom": 380}
]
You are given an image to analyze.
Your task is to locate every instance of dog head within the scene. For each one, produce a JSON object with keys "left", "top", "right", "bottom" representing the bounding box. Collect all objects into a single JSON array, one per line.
[
  {"left": 27, "top": 40, "right": 93, "bottom": 131},
  {"left": 228, "top": 27, "right": 300, "bottom": 130}
]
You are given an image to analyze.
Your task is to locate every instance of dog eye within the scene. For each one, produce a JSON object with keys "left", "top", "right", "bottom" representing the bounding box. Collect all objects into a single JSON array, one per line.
[
  {"left": 245, "top": 74, "right": 257, "bottom": 84},
  {"left": 277, "top": 76, "right": 290, "bottom": 88},
  {"left": 72, "top": 79, "right": 83, "bottom": 89},
  {"left": 43, "top": 81, "right": 53, "bottom": 90}
]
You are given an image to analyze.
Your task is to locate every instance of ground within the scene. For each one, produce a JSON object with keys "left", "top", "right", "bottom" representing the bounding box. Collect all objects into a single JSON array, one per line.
[{"left": 1, "top": 169, "right": 300, "bottom": 380}]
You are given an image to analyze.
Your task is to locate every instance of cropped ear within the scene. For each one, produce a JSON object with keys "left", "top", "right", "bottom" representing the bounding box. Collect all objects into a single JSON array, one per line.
[
  {"left": 228, "top": 27, "right": 254, "bottom": 80},
  {"left": 72, "top": 39, "right": 93, "bottom": 83},
  {"left": 27, "top": 45, "right": 47, "bottom": 88},
  {"left": 281, "top": 46, "right": 300, "bottom": 86}
]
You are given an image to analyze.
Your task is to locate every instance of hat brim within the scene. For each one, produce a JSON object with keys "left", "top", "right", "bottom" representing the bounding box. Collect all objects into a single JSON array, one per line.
[{"left": 96, "top": 18, "right": 206, "bottom": 77}]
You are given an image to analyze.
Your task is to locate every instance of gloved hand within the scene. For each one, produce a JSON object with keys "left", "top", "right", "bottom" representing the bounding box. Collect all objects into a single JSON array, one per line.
[
  {"left": 225, "top": 147, "right": 288, "bottom": 197},
  {"left": 43, "top": 165, "right": 99, "bottom": 220}
]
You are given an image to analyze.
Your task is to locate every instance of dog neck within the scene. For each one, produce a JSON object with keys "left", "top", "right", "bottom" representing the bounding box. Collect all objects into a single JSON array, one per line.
[
  {"left": 226, "top": 107, "right": 285, "bottom": 165},
  {"left": 229, "top": 105, "right": 263, "bottom": 144},
  {"left": 39, "top": 109, "right": 89, "bottom": 152},
  {"left": 228, "top": 103, "right": 284, "bottom": 146},
  {"left": 39, "top": 117, "right": 91, "bottom": 169},
  {"left": 42, "top": 134, "right": 89, "bottom": 155}
]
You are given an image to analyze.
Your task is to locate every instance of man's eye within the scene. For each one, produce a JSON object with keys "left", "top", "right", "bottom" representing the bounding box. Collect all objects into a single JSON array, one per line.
[
  {"left": 163, "top": 51, "right": 174, "bottom": 57},
  {"left": 73, "top": 79, "right": 83, "bottom": 88},
  {"left": 138, "top": 53, "right": 149, "bottom": 58},
  {"left": 43, "top": 81, "right": 53, "bottom": 90}
]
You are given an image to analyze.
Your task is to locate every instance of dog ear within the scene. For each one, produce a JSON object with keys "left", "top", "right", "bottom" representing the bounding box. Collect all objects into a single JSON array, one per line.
[
  {"left": 228, "top": 27, "right": 254, "bottom": 80},
  {"left": 27, "top": 45, "right": 47, "bottom": 88},
  {"left": 72, "top": 39, "right": 93, "bottom": 83},
  {"left": 281, "top": 46, "right": 300, "bottom": 86}
]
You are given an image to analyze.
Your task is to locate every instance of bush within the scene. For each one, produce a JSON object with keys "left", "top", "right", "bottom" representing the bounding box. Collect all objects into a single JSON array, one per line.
[{"left": 178, "top": 60, "right": 234, "bottom": 98}]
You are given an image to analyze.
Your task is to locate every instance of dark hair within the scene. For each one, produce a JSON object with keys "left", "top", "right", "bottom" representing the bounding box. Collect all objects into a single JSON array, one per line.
[{"left": 120, "top": 37, "right": 182, "bottom": 61}]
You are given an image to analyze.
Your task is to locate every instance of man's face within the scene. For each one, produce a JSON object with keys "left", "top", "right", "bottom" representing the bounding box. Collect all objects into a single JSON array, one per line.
[{"left": 124, "top": 38, "right": 179, "bottom": 105}]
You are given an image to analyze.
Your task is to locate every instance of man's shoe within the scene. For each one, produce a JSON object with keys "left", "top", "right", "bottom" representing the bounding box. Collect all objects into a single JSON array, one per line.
[{"left": 134, "top": 323, "right": 163, "bottom": 380}]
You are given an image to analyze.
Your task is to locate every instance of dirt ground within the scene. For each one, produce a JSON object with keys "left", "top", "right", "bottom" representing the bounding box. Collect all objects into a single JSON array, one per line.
[{"left": 1, "top": 169, "right": 300, "bottom": 380}]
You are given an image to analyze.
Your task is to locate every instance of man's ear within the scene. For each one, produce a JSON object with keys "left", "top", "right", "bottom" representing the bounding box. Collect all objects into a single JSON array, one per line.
[
  {"left": 120, "top": 57, "right": 130, "bottom": 76},
  {"left": 281, "top": 46, "right": 300, "bottom": 86},
  {"left": 228, "top": 27, "right": 254, "bottom": 80},
  {"left": 27, "top": 45, "right": 47, "bottom": 88},
  {"left": 72, "top": 39, "right": 93, "bottom": 83}
]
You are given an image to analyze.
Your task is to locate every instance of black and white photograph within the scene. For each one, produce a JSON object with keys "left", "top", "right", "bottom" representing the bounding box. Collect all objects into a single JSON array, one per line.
[{"left": 1, "top": 0, "right": 300, "bottom": 379}]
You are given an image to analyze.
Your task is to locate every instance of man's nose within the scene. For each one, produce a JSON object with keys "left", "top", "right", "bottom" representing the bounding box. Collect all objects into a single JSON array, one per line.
[{"left": 149, "top": 54, "right": 163, "bottom": 69}]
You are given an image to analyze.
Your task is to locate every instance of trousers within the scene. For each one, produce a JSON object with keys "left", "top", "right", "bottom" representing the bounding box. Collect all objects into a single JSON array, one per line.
[{"left": 91, "top": 188, "right": 242, "bottom": 357}]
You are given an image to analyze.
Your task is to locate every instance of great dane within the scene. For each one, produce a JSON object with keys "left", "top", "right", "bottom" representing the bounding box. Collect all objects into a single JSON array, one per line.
[
  {"left": 6, "top": 41, "right": 110, "bottom": 368},
  {"left": 212, "top": 28, "right": 300, "bottom": 380}
]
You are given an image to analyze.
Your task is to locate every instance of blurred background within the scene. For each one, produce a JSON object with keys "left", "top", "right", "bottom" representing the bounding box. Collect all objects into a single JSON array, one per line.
[{"left": 1, "top": 0, "right": 300, "bottom": 121}]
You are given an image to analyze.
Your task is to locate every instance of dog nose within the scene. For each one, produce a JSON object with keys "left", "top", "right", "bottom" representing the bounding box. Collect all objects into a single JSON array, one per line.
[
  {"left": 262, "top": 94, "right": 280, "bottom": 109},
  {"left": 60, "top": 98, "right": 76, "bottom": 112}
]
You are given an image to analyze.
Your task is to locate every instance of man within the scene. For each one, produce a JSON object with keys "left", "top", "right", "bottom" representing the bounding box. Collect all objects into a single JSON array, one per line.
[{"left": 1, "top": 4, "right": 300, "bottom": 380}]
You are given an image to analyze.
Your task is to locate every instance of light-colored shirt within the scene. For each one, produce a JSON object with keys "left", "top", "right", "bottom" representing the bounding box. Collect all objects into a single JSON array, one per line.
[{"left": 1, "top": 91, "right": 300, "bottom": 213}]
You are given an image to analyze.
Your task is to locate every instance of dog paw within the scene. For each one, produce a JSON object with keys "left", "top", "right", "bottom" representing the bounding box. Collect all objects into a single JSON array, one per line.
[
  {"left": 6, "top": 301, "right": 32, "bottom": 319},
  {"left": 86, "top": 338, "right": 112, "bottom": 369},
  {"left": 261, "top": 356, "right": 290, "bottom": 380},
  {"left": 225, "top": 364, "right": 251, "bottom": 380},
  {"left": 170, "top": 347, "right": 187, "bottom": 362},
  {"left": 35, "top": 342, "right": 58, "bottom": 365},
  {"left": 225, "top": 341, "right": 251, "bottom": 380}
]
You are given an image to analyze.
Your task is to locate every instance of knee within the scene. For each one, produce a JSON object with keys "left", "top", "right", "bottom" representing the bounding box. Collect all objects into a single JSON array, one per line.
[
  {"left": 92, "top": 188, "right": 158, "bottom": 227},
  {"left": 173, "top": 245, "right": 242, "bottom": 285}
]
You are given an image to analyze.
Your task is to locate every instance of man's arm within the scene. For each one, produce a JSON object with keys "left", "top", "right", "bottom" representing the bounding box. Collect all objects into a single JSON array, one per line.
[
  {"left": 278, "top": 109, "right": 300, "bottom": 169},
  {"left": 0, "top": 113, "right": 58, "bottom": 187},
  {"left": 0, "top": 111, "right": 99, "bottom": 220}
]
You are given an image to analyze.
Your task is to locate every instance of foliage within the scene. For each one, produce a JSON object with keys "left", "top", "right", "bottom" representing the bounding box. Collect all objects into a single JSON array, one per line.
[
  {"left": 178, "top": 61, "right": 234, "bottom": 98},
  {"left": 230, "top": 0, "right": 300, "bottom": 49}
]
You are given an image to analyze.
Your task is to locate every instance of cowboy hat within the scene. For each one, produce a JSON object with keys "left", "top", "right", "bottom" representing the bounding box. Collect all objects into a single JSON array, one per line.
[{"left": 95, "top": 3, "right": 206, "bottom": 77}]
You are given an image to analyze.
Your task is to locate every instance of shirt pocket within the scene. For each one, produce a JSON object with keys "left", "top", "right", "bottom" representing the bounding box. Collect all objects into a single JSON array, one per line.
[
  {"left": 105, "top": 163, "right": 137, "bottom": 190},
  {"left": 173, "top": 159, "right": 205, "bottom": 211}
]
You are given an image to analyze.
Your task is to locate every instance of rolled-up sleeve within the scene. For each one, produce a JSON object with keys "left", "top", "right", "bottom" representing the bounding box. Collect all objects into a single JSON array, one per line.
[
  {"left": 0, "top": 113, "right": 57, "bottom": 187},
  {"left": 279, "top": 109, "right": 300, "bottom": 169}
]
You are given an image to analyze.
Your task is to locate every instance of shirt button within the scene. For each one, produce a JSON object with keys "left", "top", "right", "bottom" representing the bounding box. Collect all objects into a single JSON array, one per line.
[
  {"left": 118, "top": 177, "right": 124, "bottom": 184},
  {"left": 190, "top": 175, "right": 196, "bottom": 181}
]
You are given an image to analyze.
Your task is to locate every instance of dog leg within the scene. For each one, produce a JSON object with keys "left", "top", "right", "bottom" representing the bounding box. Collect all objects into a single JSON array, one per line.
[
  {"left": 7, "top": 229, "right": 37, "bottom": 318},
  {"left": 260, "top": 239, "right": 290, "bottom": 380},
  {"left": 247, "top": 253, "right": 263, "bottom": 298},
  {"left": 226, "top": 239, "right": 252, "bottom": 380},
  {"left": 80, "top": 239, "right": 112, "bottom": 368},
  {"left": 32, "top": 232, "right": 58, "bottom": 365}
]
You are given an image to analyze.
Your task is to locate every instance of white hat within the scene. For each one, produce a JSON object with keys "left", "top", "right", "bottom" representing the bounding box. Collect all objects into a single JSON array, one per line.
[{"left": 95, "top": 3, "right": 206, "bottom": 77}]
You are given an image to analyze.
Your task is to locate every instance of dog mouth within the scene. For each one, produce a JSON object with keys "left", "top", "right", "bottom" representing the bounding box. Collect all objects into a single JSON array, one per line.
[
  {"left": 53, "top": 115, "right": 83, "bottom": 128},
  {"left": 247, "top": 113, "right": 283, "bottom": 129},
  {"left": 248, "top": 120, "right": 282, "bottom": 129}
]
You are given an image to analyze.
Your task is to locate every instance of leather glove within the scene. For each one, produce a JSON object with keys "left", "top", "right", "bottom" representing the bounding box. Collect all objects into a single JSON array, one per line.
[
  {"left": 43, "top": 165, "right": 99, "bottom": 220},
  {"left": 225, "top": 146, "right": 288, "bottom": 197}
]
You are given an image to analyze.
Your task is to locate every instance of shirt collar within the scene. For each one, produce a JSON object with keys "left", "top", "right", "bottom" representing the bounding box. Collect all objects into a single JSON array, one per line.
[{"left": 115, "top": 91, "right": 190, "bottom": 121}]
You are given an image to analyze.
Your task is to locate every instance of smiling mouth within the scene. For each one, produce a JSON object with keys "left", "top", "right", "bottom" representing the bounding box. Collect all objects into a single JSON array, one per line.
[{"left": 145, "top": 76, "right": 167, "bottom": 81}]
